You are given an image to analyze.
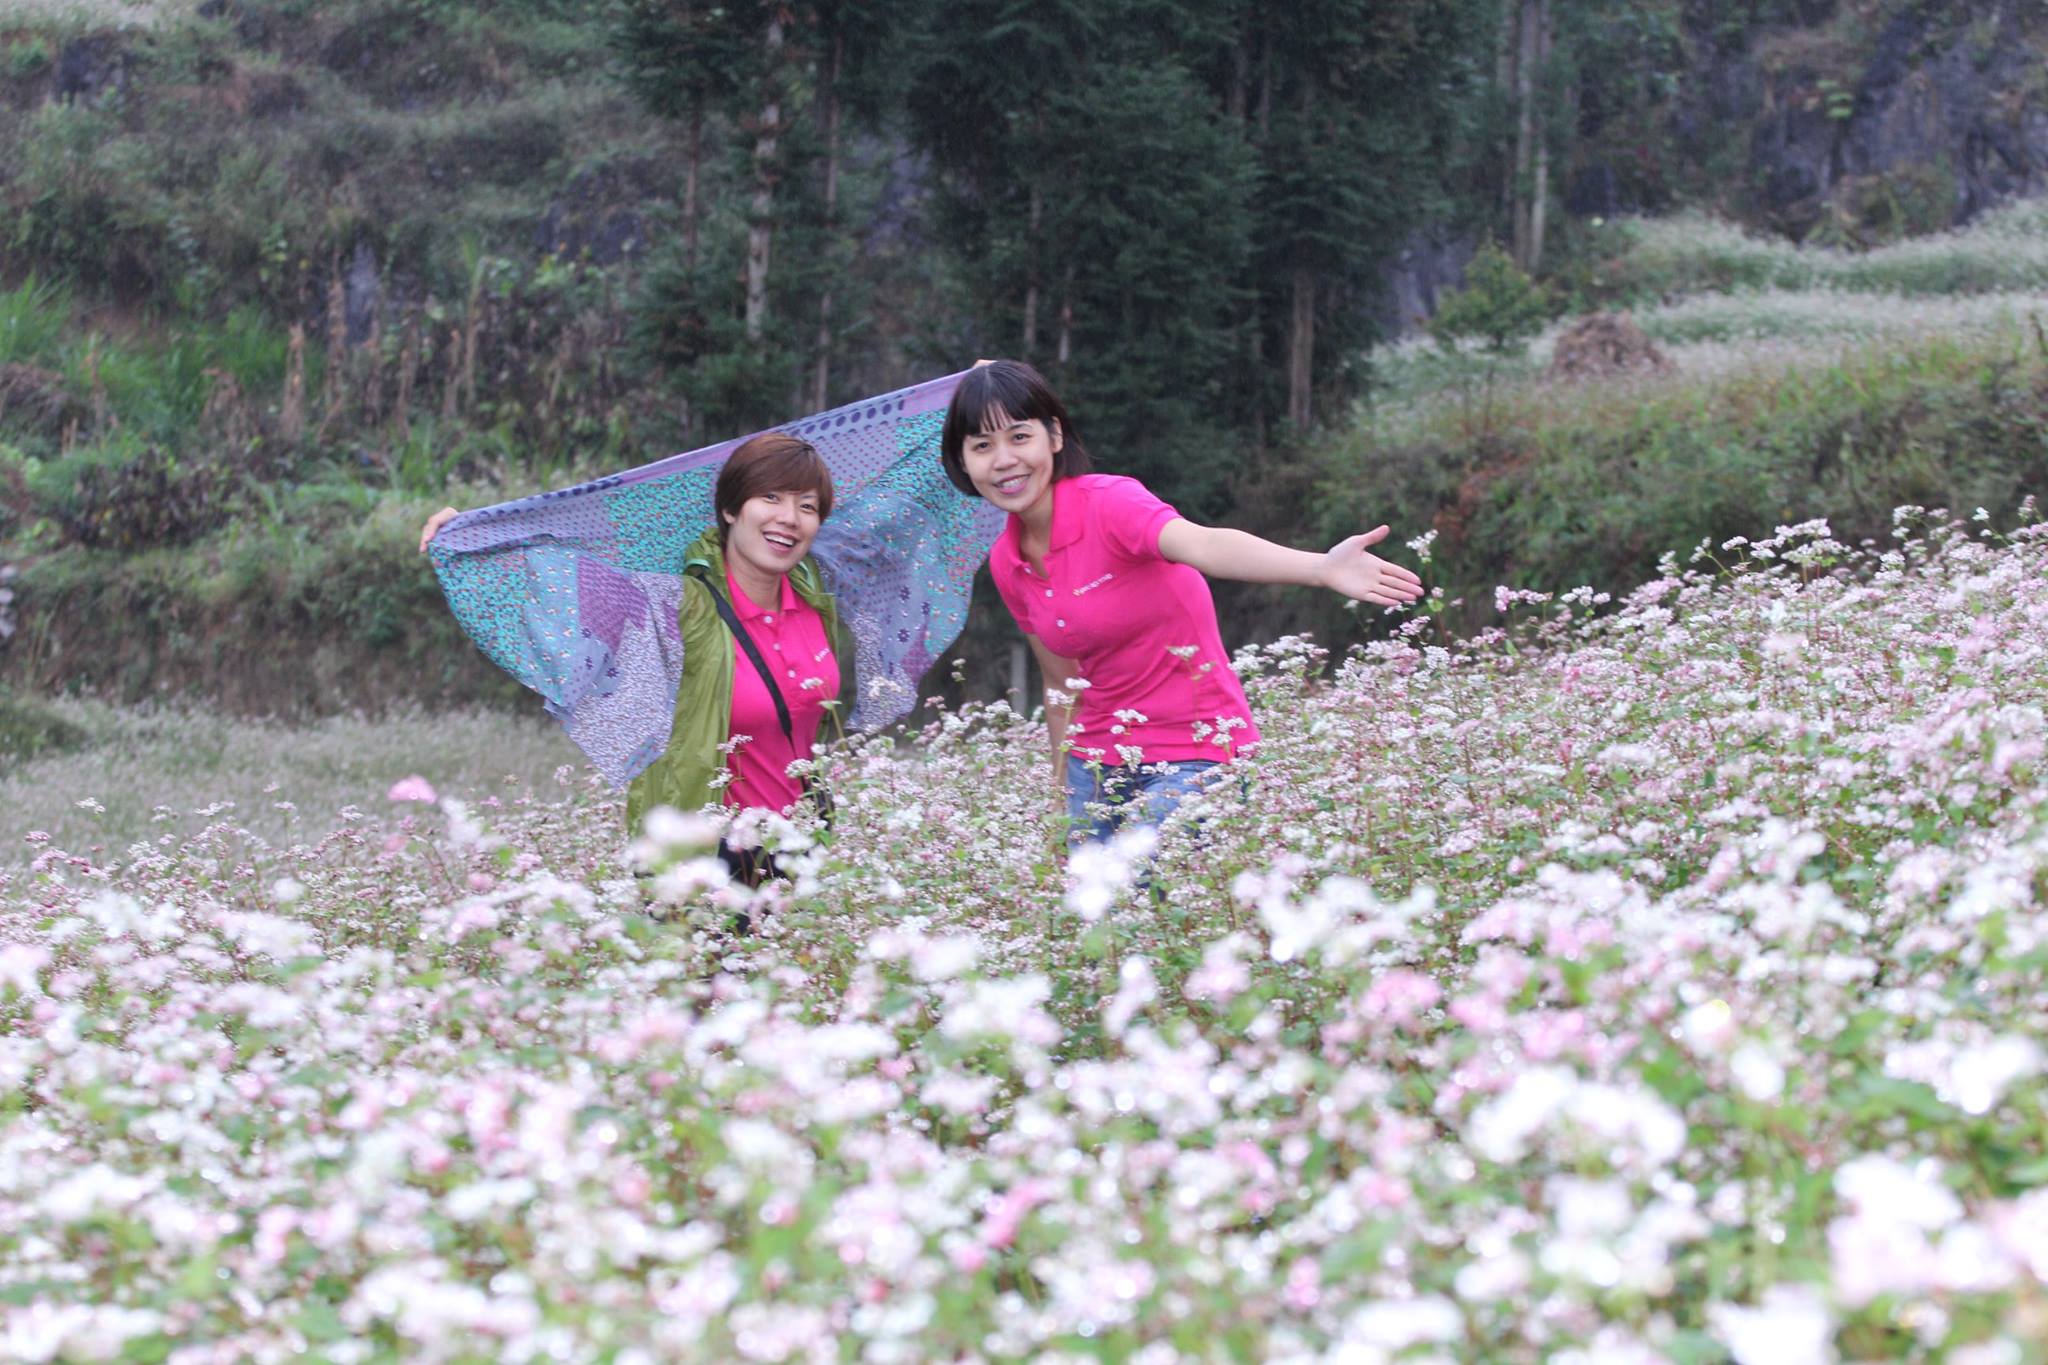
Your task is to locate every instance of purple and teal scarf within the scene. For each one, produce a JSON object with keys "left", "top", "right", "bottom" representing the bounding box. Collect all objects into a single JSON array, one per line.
[{"left": 426, "top": 370, "right": 1000, "bottom": 785}]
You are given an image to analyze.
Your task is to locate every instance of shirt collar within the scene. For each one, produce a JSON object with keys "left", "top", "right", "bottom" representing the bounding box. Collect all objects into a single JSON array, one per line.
[
  {"left": 1000, "top": 476, "right": 1087, "bottom": 570},
  {"left": 726, "top": 569, "right": 797, "bottom": 621},
  {"left": 1048, "top": 475, "right": 1088, "bottom": 550}
]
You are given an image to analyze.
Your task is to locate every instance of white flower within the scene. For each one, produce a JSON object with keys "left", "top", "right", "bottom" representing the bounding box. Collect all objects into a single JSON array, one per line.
[
  {"left": 909, "top": 933, "right": 980, "bottom": 982},
  {"left": 1729, "top": 1045, "right": 1786, "bottom": 1101},
  {"left": 1341, "top": 1296, "right": 1462, "bottom": 1352},
  {"left": 1835, "top": 1155, "right": 1961, "bottom": 1230},
  {"left": 1707, "top": 1284, "right": 1835, "bottom": 1365},
  {"left": 1468, "top": 1066, "right": 1578, "bottom": 1163}
]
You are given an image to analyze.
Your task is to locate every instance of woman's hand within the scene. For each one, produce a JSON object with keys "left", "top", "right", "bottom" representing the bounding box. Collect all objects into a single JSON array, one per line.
[
  {"left": 418, "top": 506, "right": 460, "bottom": 553},
  {"left": 1320, "top": 526, "right": 1425, "bottom": 607}
]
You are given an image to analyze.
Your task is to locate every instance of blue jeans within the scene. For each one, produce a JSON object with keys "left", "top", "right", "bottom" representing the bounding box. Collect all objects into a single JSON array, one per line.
[{"left": 1064, "top": 755, "right": 1224, "bottom": 847}]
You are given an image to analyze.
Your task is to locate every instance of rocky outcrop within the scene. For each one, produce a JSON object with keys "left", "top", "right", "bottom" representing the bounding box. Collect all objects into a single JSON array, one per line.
[{"left": 1698, "top": 5, "right": 2048, "bottom": 240}]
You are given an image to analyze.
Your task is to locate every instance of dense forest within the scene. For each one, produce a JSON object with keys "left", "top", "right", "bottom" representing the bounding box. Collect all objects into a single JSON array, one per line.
[{"left": 3, "top": 0, "right": 2047, "bottom": 717}]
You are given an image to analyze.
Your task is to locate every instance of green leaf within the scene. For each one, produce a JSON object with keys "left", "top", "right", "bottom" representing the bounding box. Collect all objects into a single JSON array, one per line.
[
  {"left": 2005, "top": 1157, "right": 2048, "bottom": 1187},
  {"left": 1850, "top": 1075, "right": 1954, "bottom": 1123},
  {"left": 293, "top": 1301, "right": 349, "bottom": 1344}
]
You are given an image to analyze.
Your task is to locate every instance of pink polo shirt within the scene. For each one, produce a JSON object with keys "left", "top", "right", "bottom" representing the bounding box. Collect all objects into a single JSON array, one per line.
[
  {"left": 990, "top": 474, "right": 1260, "bottom": 767},
  {"left": 722, "top": 570, "right": 840, "bottom": 812}
]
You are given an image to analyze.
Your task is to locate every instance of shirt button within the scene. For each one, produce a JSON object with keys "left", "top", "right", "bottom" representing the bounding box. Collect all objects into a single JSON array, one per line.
[
  {"left": 1044, "top": 589, "right": 1053, "bottom": 598},
  {"left": 764, "top": 614, "right": 774, "bottom": 623},
  {"left": 786, "top": 669, "right": 797, "bottom": 678},
  {"left": 1056, "top": 618, "right": 1066, "bottom": 627}
]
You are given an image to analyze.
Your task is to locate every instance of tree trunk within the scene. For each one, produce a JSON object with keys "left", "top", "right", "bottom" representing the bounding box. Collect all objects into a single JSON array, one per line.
[
  {"left": 1511, "top": 0, "right": 1540, "bottom": 271},
  {"left": 812, "top": 31, "right": 842, "bottom": 410},
  {"left": 1056, "top": 263, "right": 1075, "bottom": 369},
  {"left": 1287, "top": 266, "right": 1313, "bottom": 428},
  {"left": 684, "top": 104, "right": 703, "bottom": 272},
  {"left": 1022, "top": 185, "right": 1042, "bottom": 357},
  {"left": 1526, "top": 0, "right": 1552, "bottom": 274},
  {"left": 745, "top": 11, "right": 786, "bottom": 344}
]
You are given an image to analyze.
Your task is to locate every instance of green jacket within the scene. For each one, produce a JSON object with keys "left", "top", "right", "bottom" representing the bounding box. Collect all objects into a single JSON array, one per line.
[{"left": 625, "top": 527, "right": 853, "bottom": 831}]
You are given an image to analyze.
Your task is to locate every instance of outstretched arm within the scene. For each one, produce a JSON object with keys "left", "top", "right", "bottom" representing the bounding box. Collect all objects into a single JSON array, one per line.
[{"left": 1156, "top": 519, "right": 1425, "bottom": 607}]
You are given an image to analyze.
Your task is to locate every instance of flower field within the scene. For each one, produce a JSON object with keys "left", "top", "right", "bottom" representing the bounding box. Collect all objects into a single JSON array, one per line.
[{"left": 4, "top": 509, "right": 2046, "bottom": 1362}]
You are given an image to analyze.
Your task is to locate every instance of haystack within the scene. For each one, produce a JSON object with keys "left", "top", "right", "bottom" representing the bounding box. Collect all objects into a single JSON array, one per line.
[{"left": 1547, "top": 312, "right": 1672, "bottom": 380}]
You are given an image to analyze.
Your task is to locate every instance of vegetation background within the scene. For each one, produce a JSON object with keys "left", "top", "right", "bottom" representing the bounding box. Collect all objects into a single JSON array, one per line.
[{"left": 3, "top": 0, "right": 2048, "bottom": 821}]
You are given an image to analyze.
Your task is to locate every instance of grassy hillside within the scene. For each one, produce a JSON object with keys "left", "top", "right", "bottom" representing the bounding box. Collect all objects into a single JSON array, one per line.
[
  {"left": 4, "top": 1, "right": 2048, "bottom": 718},
  {"left": 1284, "top": 202, "right": 2048, "bottom": 644}
]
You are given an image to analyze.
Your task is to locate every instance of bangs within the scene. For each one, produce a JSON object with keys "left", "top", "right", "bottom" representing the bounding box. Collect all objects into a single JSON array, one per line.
[
  {"left": 750, "top": 443, "right": 835, "bottom": 516},
  {"left": 937, "top": 358, "right": 1091, "bottom": 498},
  {"left": 717, "top": 432, "right": 836, "bottom": 524},
  {"left": 941, "top": 364, "right": 1058, "bottom": 457}
]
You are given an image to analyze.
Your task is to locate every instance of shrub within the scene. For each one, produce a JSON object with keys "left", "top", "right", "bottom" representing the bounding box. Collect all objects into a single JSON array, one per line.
[{"left": 24, "top": 435, "right": 230, "bottom": 549}]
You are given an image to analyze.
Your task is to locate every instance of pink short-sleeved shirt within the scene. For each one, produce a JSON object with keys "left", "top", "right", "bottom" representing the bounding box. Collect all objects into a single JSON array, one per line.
[
  {"left": 990, "top": 474, "right": 1260, "bottom": 766},
  {"left": 723, "top": 570, "right": 839, "bottom": 812}
]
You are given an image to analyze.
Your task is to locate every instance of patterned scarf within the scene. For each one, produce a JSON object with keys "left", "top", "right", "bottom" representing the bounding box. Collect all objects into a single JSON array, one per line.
[{"left": 427, "top": 370, "right": 999, "bottom": 785}]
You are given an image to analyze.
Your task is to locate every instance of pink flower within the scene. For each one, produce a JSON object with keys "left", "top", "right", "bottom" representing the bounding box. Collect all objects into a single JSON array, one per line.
[
  {"left": 980, "top": 1178, "right": 1053, "bottom": 1250},
  {"left": 387, "top": 775, "right": 438, "bottom": 803}
]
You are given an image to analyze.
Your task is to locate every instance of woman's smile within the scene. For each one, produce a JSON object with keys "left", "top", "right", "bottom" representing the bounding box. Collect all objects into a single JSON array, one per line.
[{"left": 962, "top": 412, "right": 1062, "bottom": 517}]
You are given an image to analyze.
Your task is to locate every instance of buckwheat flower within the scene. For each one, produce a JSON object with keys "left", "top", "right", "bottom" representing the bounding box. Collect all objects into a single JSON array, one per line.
[
  {"left": 1359, "top": 970, "right": 1441, "bottom": 1028},
  {"left": 1837, "top": 1155, "right": 1961, "bottom": 1230},
  {"left": 1467, "top": 1065, "right": 1577, "bottom": 1163},
  {"left": 1455, "top": 1245, "right": 1532, "bottom": 1302},
  {"left": 1184, "top": 934, "right": 1253, "bottom": 1006},
  {"left": 910, "top": 933, "right": 981, "bottom": 982},
  {"left": 1340, "top": 1297, "right": 1463, "bottom": 1354},
  {"left": 1102, "top": 957, "right": 1156, "bottom": 1038},
  {"left": 387, "top": 775, "right": 438, "bottom": 803},
  {"left": 439, "top": 797, "right": 482, "bottom": 848},
  {"left": 1679, "top": 998, "right": 1737, "bottom": 1054},
  {"left": 1550, "top": 1327, "right": 1669, "bottom": 1365},
  {"left": 979, "top": 1178, "right": 1052, "bottom": 1250},
  {"left": 74, "top": 797, "right": 105, "bottom": 814},
  {"left": 1706, "top": 1284, "right": 1834, "bottom": 1365},
  {"left": 270, "top": 875, "right": 305, "bottom": 904},
  {"left": 0, "top": 943, "right": 49, "bottom": 997},
  {"left": 1728, "top": 1044, "right": 1786, "bottom": 1101},
  {"left": 941, "top": 975, "right": 1061, "bottom": 1049},
  {"left": 922, "top": 1068, "right": 1000, "bottom": 1117},
  {"left": 1944, "top": 1037, "right": 2042, "bottom": 1115}
]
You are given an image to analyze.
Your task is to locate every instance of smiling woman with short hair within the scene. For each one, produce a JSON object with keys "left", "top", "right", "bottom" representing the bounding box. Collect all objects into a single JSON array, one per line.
[{"left": 420, "top": 431, "right": 850, "bottom": 886}]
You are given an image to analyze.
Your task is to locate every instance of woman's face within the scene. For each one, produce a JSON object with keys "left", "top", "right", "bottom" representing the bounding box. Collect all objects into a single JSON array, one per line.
[
  {"left": 960, "top": 409, "right": 1062, "bottom": 516},
  {"left": 723, "top": 487, "right": 823, "bottom": 583}
]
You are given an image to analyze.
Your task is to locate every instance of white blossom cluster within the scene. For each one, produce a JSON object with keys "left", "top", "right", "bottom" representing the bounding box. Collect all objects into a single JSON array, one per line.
[{"left": 2, "top": 511, "right": 2046, "bottom": 1361}]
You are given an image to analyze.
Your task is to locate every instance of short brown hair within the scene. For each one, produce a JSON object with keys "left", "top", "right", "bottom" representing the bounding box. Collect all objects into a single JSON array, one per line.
[{"left": 715, "top": 432, "right": 835, "bottom": 535}]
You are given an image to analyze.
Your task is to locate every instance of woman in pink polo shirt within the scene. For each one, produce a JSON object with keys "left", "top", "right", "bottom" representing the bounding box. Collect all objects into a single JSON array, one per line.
[{"left": 940, "top": 360, "right": 1424, "bottom": 844}]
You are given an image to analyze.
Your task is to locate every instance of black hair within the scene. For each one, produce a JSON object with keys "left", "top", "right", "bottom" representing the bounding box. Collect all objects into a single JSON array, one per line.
[{"left": 939, "top": 359, "right": 1093, "bottom": 498}]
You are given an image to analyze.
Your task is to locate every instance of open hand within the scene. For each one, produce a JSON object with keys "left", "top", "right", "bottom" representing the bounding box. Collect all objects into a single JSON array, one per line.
[
  {"left": 1320, "top": 526, "right": 1425, "bottom": 606},
  {"left": 418, "top": 506, "right": 460, "bottom": 553}
]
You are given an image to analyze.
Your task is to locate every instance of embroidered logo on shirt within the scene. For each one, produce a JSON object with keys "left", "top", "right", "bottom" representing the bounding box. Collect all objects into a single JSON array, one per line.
[{"left": 1073, "top": 572, "right": 1115, "bottom": 595}]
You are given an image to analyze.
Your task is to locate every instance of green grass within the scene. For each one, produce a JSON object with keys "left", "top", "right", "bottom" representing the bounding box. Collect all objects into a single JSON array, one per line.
[
  {"left": 1599, "top": 200, "right": 2048, "bottom": 301},
  {"left": 0, "top": 697, "right": 581, "bottom": 863},
  {"left": 0, "top": 277, "right": 73, "bottom": 366},
  {"left": 1324, "top": 323, "right": 2048, "bottom": 632}
]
